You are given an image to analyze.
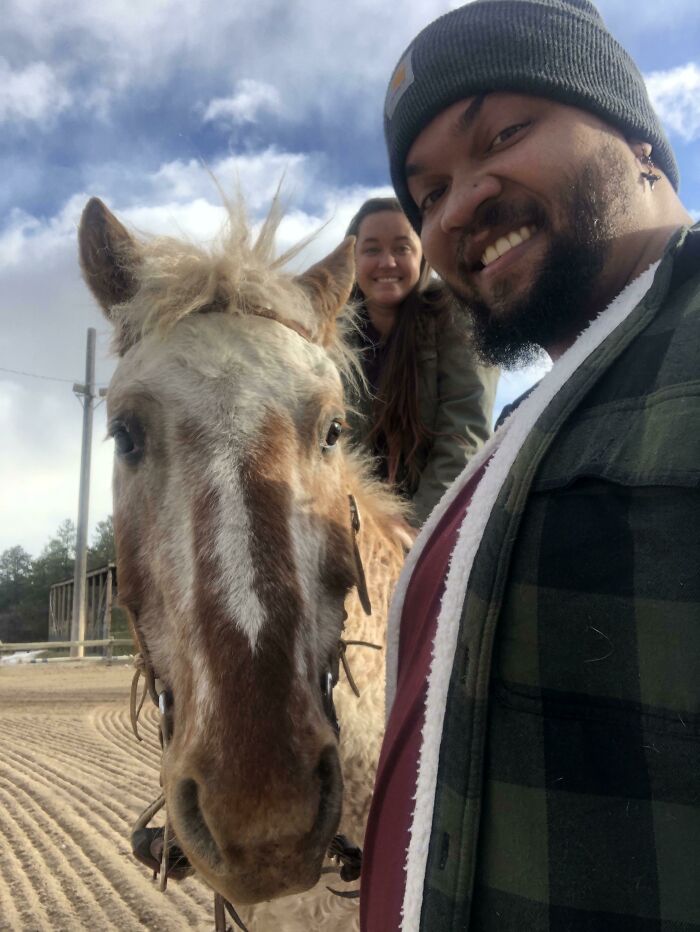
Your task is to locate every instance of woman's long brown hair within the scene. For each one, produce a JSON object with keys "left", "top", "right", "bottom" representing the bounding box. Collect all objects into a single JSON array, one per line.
[{"left": 346, "top": 198, "right": 451, "bottom": 489}]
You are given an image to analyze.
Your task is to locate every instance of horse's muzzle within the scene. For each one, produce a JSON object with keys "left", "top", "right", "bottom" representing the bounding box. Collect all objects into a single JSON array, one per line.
[{"left": 166, "top": 740, "right": 343, "bottom": 904}]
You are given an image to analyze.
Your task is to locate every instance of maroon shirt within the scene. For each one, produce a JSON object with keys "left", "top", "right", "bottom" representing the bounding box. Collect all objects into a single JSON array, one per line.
[{"left": 360, "top": 463, "right": 488, "bottom": 931}]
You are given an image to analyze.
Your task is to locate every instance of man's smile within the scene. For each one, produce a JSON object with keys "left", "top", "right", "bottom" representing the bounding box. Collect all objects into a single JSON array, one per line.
[
  {"left": 480, "top": 224, "right": 538, "bottom": 268},
  {"left": 456, "top": 222, "right": 543, "bottom": 301},
  {"left": 460, "top": 219, "right": 541, "bottom": 274}
]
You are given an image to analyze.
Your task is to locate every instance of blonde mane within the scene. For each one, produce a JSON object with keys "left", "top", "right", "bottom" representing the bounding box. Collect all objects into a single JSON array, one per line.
[{"left": 110, "top": 195, "right": 361, "bottom": 383}]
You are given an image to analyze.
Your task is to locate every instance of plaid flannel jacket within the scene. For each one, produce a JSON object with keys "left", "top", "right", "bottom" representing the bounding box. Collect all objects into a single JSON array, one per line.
[{"left": 421, "top": 225, "right": 700, "bottom": 931}]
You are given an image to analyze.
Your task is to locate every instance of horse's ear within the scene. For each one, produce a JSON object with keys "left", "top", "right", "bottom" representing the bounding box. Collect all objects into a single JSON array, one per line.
[
  {"left": 79, "top": 197, "right": 140, "bottom": 318},
  {"left": 296, "top": 236, "right": 355, "bottom": 346}
]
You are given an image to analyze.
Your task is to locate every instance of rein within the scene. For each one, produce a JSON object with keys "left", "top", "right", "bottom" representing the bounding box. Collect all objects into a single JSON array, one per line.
[{"left": 128, "top": 492, "right": 379, "bottom": 930}]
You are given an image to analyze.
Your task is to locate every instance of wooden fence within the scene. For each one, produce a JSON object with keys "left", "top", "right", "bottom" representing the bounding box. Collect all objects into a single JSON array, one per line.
[{"left": 49, "top": 564, "right": 117, "bottom": 649}]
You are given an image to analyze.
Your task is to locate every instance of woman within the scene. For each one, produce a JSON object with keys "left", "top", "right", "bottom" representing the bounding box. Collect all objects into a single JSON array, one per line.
[{"left": 344, "top": 197, "right": 498, "bottom": 527}]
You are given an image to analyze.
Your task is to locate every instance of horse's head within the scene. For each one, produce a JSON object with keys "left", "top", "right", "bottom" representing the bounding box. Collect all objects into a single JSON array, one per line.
[{"left": 79, "top": 197, "right": 365, "bottom": 904}]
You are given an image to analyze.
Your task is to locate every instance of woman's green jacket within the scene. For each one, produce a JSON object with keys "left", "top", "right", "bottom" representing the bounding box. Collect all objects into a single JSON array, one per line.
[{"left": 345, "top": 307, "right": 499, "bottom": 525}]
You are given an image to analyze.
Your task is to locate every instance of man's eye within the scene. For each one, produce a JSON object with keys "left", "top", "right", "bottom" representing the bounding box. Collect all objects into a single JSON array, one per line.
[
  {"left": 419, "top": 185, "right": 446, "bottom": 214},
  {"left": 489, "top": 122, "right": 530, "bottom": 150}
]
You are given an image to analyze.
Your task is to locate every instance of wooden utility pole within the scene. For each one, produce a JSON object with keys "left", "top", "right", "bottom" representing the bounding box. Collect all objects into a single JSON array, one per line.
[{"left": 70, "top": 328, "right": 96, "bottom": 658}]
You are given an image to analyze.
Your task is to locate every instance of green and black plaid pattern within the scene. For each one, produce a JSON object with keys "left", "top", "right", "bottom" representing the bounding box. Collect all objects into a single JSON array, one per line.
[{"left": 420, "top": 226, "right": 700, "bottom": 930}]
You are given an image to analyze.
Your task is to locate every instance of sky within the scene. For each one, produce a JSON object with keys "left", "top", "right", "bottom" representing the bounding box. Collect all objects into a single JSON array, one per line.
[{"left": 1, "top": 0, "right": 699, "bottom": 556}]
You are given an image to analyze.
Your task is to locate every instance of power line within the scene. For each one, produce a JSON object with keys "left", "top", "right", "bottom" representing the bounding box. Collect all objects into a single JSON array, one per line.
[
  {"left": 0, "top": 365, "right": 76, "bottom": 384},
  {"left": 0, "top": 365, "right": 108, "bottom": 388}
]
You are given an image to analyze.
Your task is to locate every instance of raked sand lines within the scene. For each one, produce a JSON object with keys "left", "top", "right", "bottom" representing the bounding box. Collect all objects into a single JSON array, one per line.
[{"left": 0, "top": 663, "right": 215, "bottom": 931}]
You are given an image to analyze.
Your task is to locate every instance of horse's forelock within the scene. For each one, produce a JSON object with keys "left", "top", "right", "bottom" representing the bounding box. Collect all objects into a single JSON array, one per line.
[{"left": 109, "top": 200, "right": 357, "bottom": 379}]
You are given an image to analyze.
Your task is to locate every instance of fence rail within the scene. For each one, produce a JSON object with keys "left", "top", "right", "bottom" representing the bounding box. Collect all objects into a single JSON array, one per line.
[
  {"left": 0, "top": 638, "right": 134, "bottom": 653},
  {"left": 14, "top": 654, "right": 134, "bottom": 664}
]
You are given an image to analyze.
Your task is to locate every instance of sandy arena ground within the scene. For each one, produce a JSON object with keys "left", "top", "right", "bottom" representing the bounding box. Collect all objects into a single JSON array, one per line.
[{"left": 0, "top": 661, "right": 220, "bottom": 931}]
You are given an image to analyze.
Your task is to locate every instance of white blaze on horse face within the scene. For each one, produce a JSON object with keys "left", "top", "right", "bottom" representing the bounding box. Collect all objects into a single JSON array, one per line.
[{"left": 209, "top": 447, "right": 267, "bottom": 651}]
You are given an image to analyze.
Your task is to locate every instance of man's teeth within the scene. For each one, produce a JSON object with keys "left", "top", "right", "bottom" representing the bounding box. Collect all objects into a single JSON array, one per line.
[
  {"left": 376, "top": 277, "right": 400, "bottom": 282},
  {"left": 481, "top": 225, "right": 536, "bottom": 267}
]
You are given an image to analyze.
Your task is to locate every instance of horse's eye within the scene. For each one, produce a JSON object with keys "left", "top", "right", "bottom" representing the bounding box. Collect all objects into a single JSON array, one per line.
[
  {"left": 113, "top": 426, "right": 135, "bottom": 455},
  {"left": 109, "top": 419, "right": 143, "bottom": 462},
  {"left": 322, "top": 420, "right": 343, "bottom": 451}
]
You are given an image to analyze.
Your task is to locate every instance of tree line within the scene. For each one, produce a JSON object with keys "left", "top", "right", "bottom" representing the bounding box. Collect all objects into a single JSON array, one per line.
[{"left": 0, "top": 517, "right": 116, "bottom": 643}]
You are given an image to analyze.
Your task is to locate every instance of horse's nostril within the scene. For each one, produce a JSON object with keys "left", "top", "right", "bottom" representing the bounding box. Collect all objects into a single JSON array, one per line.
[
  {"left": 177, "top": 777, "right": 199, "bottom": 821},
  {"left": 175, "top": 778, "right": 222, "bottom": 867}
]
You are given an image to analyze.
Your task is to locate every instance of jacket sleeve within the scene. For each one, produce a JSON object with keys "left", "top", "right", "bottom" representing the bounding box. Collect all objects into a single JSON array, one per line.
[{"left": 410, "top": 315, "right": 498, "bottom": 525}]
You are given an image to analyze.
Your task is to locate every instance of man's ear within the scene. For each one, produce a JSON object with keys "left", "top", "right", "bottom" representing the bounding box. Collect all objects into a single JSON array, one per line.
[
  {"left": 629, "top": 138, "right": 665, "bottom": 191},
  {"left": 628, "top": 139, "right": 653, "bottom": 163}
]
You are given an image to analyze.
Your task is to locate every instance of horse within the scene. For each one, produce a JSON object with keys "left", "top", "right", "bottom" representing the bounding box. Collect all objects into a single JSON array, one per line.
[{"left": 78, "top": 195, "right": 407, "bottom": 929}]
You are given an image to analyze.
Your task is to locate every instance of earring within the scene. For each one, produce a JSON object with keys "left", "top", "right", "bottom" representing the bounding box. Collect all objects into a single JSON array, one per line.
[{"left": 640, "top": 153, "right": 661, "bottom": 189}]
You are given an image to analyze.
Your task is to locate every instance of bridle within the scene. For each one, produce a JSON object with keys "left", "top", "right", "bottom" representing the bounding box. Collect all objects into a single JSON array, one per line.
[{"left": 128, "top": 492, "right": 379, "bottom": 931}]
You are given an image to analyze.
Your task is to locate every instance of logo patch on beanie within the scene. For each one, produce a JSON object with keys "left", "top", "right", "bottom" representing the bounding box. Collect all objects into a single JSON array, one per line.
[{"left": 385, "top": 50, "right": 414, "bottom": 120}]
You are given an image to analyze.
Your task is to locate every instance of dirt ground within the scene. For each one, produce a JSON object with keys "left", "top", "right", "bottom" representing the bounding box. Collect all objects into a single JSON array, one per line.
[{"left": 0, "top": 662, "right": 219, "bottom": 931}]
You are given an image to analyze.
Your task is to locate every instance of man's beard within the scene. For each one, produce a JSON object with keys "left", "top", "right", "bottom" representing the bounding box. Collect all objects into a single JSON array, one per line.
[{"left": 447, "top": 147, "right": 631, "bottom": 368}]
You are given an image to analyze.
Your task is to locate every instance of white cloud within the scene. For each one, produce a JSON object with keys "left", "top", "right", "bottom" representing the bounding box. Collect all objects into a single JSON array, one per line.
[
  {"left": 0, "top": 58, "right": 71, "bottom": 124},
  {"left": 149, "top": 149, "right": 318, "bottom": 213},
  {"left": 0, "top": 381, "right": 113, "bottom": 555},
  {"left": 645, "top": 63, "right": 700, "bottom": 142},
  {"left": 0, "top": 210, "right": 43, "bottom": 268},
  {"left": 203, "top": 79, "right": 283, "bottom": 125},
  {"left": 0, "top": 147, "right": 327, "bottom": 277},
  {"left": 0, "top": 196, "right": 87, "bottom": 272},
  {"left": 2, "top": 0, "right": 451, "bottom": 126}
]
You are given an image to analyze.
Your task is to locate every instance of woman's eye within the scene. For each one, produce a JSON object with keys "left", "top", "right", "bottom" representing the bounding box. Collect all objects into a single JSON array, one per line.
[
  {"left": 489, "top": 122, "right": 530, "bottom": 150},
  {"left": 322, "top": 420, "right": 343, "bottom": 451}
]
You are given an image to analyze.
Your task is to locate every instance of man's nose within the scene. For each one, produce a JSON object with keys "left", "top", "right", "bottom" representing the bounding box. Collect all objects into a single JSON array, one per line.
[{"left": 440, "top": 172, "right": 501, "bottom": 234}]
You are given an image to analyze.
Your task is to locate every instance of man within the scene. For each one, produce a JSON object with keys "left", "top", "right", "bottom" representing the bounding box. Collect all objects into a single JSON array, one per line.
[{"left": 360, "top": 1, "right": 700, "bottom": 930}]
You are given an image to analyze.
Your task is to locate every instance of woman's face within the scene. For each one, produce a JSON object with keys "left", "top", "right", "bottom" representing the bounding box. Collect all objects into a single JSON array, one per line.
[{"left": 354, "top": 210, "right": 422, "bottom": 310}]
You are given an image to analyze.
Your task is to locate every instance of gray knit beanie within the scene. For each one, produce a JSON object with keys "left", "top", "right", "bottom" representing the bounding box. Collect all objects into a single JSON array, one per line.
[{"left": 385, "top": 0, "right": 678, "bottom": 228}]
